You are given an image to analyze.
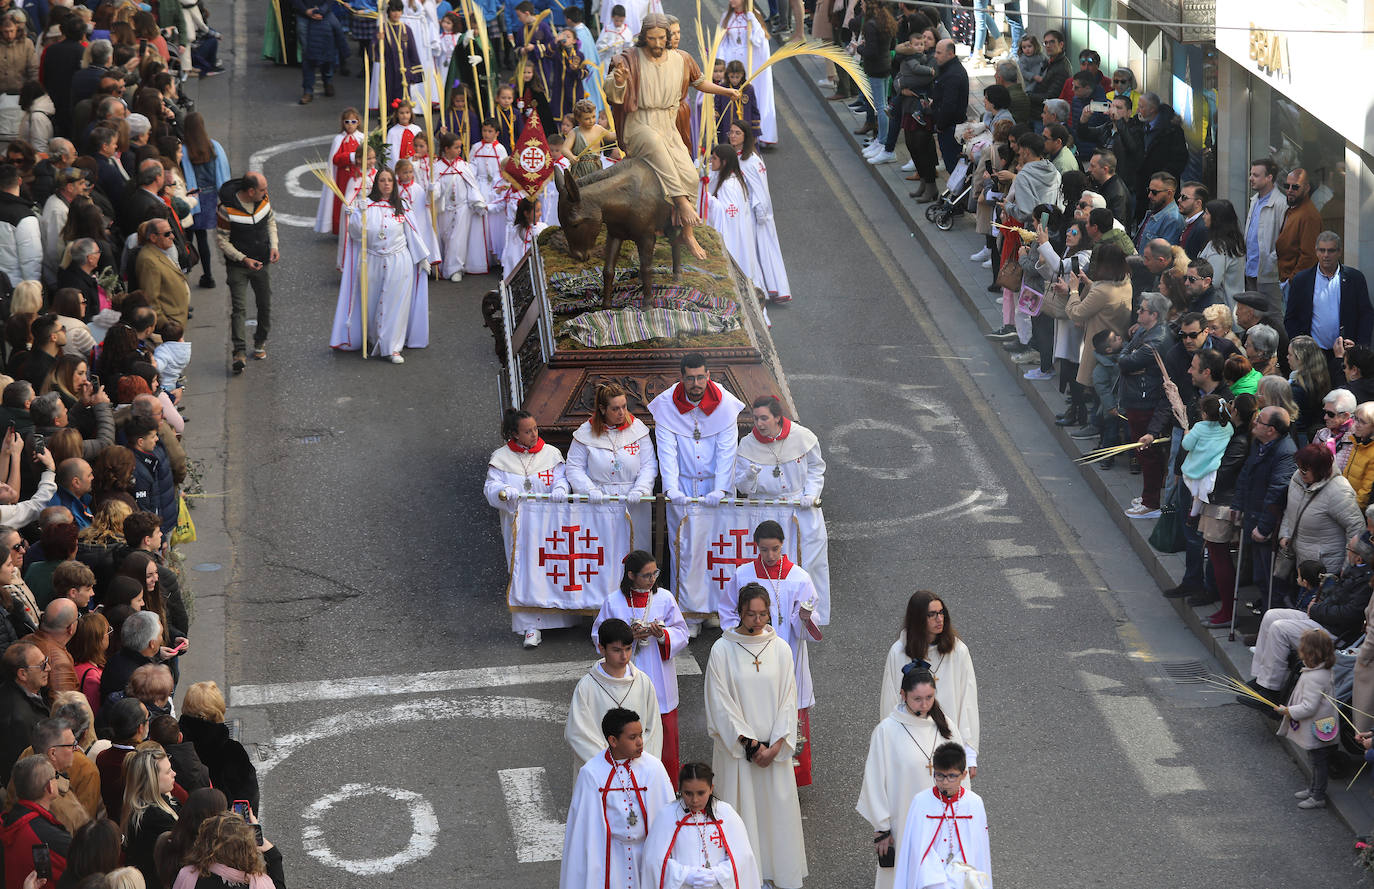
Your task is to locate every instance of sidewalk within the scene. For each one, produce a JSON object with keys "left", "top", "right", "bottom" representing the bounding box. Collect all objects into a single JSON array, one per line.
[{"left": 785, "top": 50, "right": 1374, "bottom": 836}]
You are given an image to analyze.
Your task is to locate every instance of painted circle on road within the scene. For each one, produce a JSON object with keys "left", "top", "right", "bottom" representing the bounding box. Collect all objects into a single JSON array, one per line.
[
  {"left": 248, "top": 135, "right": 336, "bottom": 228},
  {"left": 301, "top": 783, "right": 439, "bottom": 875}
]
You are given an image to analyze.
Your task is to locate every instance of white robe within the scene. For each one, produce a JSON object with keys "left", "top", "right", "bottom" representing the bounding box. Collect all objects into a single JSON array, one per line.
[
  {"left": 567, "top": 418, "right": 658, "bottom": 552},
  {"left": 640, "top": 799, "right": 762, "bottom": 889},
  {"left": 387, "top": 122, "right": 423, "bottom": 165},
  {"left": 398, "top": 180, "right": 441, "bottom": 260},
  {"left": 470, "top": 139, "right": 510, "bottom": 258},
  {"left": 704, "top": 174, "right": 763, "bottom": 291},
  {"left": 483, "top": 442, "right": 580, "bottom": 634},
  {"left": 592, "top": 588, "right": 689, "bottom": 713},
  {"left": 566, "top": 660, "right": 664, "bottom": 774},
  {"left": 596, "top": 23, "right": 633, "bottom": 58},
  {"left": 399, "top": 0, "right": 444, "bottom": 105},
  {"left": 890, "top": 788, "right": 992, "bottom": 889},
  {"left": 314, "top": 132, "right": 363, "bottom": 235},
  {"left": 329, "top": 201, "right": 430, "bottom": 355},
  {"left": 718, "top": 13, "right": 775, "bottom": 144},
  {"left": 857, "top": 708, "right": 964, "bottom": 889},
  {"left": 704, "top": 627, "right": 807, "bottom": 889},
  {"left": 734, "top": 422, "right": 831, "bottom": 612},
  {"left": 542, "top": 155, "right": 571, "bottom": 227},
  {"left": 878, "top": 634, "right": 980, "bottom": 768},
  {"left": 561, "top": 750, "right": 676, "bottom": 889},
  {"left": 719, "top": 559, "right": 819, "bottom": 710},
  {"left": 737, "top": 153, "right": 790, "bottom": 300},
  {"left": 335, "top": 166, "right": 376, "bottom": 270},
  {"left": 502, "top": 221, "right": 548, "bottom": 278},
  {"left": 434, "top": 156, "right": 490, "bottom": 276}
]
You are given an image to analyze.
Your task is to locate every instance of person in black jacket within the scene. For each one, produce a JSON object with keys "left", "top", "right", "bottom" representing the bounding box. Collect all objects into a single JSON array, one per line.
[
  {"left": 1076, "top": 94, "right": 1141, "bottom": 192},
  {"left": 180, "top": 681, "right": 259, "bottom": 813},
  {"left": 1026, "top": 29, "right": 1069, "bottom": 108},
  {"left": 1199, "top": 393, "right": 1256, "bottom": 626},
  {"left": 930, "top": 38, "right": 967, "bottom": 178},
  {"left": 1086, "top": 149, "right": 1133, "bottom": 227},
  {"left": 0, "top": 640, "right": 52, "bottom": 783},
  {"left": 122, "top": 746, "right": 181, "bottom": 889},
  {"left": 172, "top": 812, "right": 286, "bottom": 889},
  {"left": 1233, "top": 405, "right": 1299, "bottom": 621},
  {"left": 1133, "top": 94, "right": 1189, "bottom": 219},
  {"left": 38, "top": 17, "right": 87, "bottom": 136}
]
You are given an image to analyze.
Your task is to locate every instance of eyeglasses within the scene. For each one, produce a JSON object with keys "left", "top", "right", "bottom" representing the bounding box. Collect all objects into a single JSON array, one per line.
[
  {"left": 1283, "top": 183, "right": 1304, "bottom": 191},
  {"left": 933, "top": 771, "right": 964, "bottom": 780},
  {"left": 1076, "top": 200, "right": 1091, "bottom": 208},
  {"left": 1254, "top": 419, "right": 1276, "bottom": 428},
  {"left": 50, "top": 742, "right": 80, "bottom": 751},
  {"left": 343, "top": 119, "right": 359, "bottom": 124},
  {"left": 23, "top": 658, "right": 50, "bottom": 671},
  {"left": 154, "top": 230, "right": 172, "bottom": 237},
  {"left": 1146, "top": 188, "right": 1167, "bottom": 196},
  {"left": 1324, "top": 410, "right": 1344, "bottom": 418},
  {"left": 635, "top": 569, "right": 661, "bottom": 580},
  {"left": 1112, "top": 77, "right": 1130, "bottom": 83},
  {"left": 10, "top": 540, "right": 25, "bottom": 551},
  {"left": 928, "top": 608, "right": 946, "bottom": 618}
]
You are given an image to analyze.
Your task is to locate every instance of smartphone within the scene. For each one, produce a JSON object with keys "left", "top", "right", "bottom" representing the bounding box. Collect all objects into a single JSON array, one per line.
[
  {"left": 30, "top": 432, "right": 45, "bottom": 455},
  {"left": 169, "top": 640, "right": 188, "bottom": 655},
  {"left": 983, "top": 159, "right": 993, "bottom": 174},
  {"left": 252, "top": 823, "right": 264, "bottom": 845},
  {"left": 1088, "top": 100, "right": 1111, "bottom": 114},
  {"left": 1039, "top": 211, "right": 1050, "bottom": 229},
  {"left": 32, "top": 844, "right": 51, "bottom": 881},
  {"left": 1071, "top": 256, "right": 1081, "bottom": 276},
  {"left": 88, "top": 373, "right": 100, "bottom": 392},
  {"left": 232, "top": 800, "right": 251, "bottom": 820}
]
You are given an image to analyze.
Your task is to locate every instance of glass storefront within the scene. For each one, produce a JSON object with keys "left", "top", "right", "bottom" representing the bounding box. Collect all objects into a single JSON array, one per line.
[{"left": 1248, "top": 77, "right": 1348, "bottom": 241}]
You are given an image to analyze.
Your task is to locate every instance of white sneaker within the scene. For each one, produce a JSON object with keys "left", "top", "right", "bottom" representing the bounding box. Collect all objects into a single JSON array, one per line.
[
  {"left": 817, "top": 77, "right": 835, "bottom": 88},
  {"left": 900, "top": 160, "right": 916, "bottom": 172},
  {"left": 1023, "top": 368, "right": 1054, "bottom": 380},
  {"left": 1124, "top": 504, "right": 1161, "bottom": 519},
  {"left": 449, "top": 271, "right": 462, "bottom": 282},
  {"left": 523, "top": 629, "right": 542, "bottom": 648},
  {"left": 869, "top": 150, "right": 897, "bottom": 165},
  {"left": 970, "top": 246, "right": 991, "bottom": 262},
  {"left": 980, "top": 258, "right": 992, "bottom": 268},
  {"left": 862, "top": 142, "right": 882, "bottom": 157},
  {"left": 388, "top": 353, "right": 405, "bottom": 364},
  {"left": 688, "top": 622, "right": 702, "bottom": 639}
]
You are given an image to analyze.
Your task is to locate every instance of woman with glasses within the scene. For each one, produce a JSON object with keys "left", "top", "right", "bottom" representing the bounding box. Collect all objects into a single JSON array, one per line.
[
  {"left": 1, "top": 527, "right": 41, "bottom": 637},
  {"left": 591, "top": 551, "right": 687, "bottom": 786},
  {"left": 1106, "top": 67, "right": 1137, "bottom": 112}
]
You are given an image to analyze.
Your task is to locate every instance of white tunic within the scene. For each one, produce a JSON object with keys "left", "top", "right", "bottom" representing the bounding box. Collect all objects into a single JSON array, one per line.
[
  {"left": 596, "top": 22, "right": 633, "bottom": 58},
  {"left": 502, "top": 220, "right": 548, "bottom": 278},
  {"left": 470, "top": 139, "right": 510, "bottom": 257},
  {"left": 561, "top": 750, "right": 676, "bottom": 889},
  {"left": 640, "top": 799, "right": 763, "bottom": 889},
  {"left": 335, "top": 165, "right": 376, "bottom": 270},
  {"left": 734, "top": 420, "right": 831, "bottom": 612},
  {"left": 647, "top": 382, "right": 745, "bottom": 500},
  {"left": 542, "top": 155, "right": 571, "bottom": 227},
  {"left": 718, "top": 13, "right": 775, "bottom": 144},
  {"left": 314, "top": 132, "right": 363, "bottom": 235},
  {"left": 736, "top": 153, "right": 790, "bottom": 300},
  {"left": 704, "top": 627, "right": 807, "bottom": 889},
  {"left": 704, "top": 173, "right": 763, "bottom": 291},
  {"left": 719, "top": 559, "right": 819, "bottom": 709},
  {"left": 329, "top": 201, "right": 430, "bottom": 356},
  {"left": 566, "top": 660, "right": 664, "bottom": 774},
  {"left": 387, "top": 122, "right": 423, "bottom": 165},
  {"left": 397, "top": 180, "right": 441, "bottom": 259},
  {"left": 891, "top": 788, "right": 992, "bottom": 889},
  {"left": 398, "top": 0, "right": 444, "bottom": 105},
  {"left": 567, "top": 418, "right": 659, "bottom": 552},
  {"left": 857, "top": 707, "right": 965, "bottom": 889},
  {"left": 592, "top": 588, "right": 689, "bottom": 712},
  {"left": 878, "top": 634, "right": 980, "bottom": 768},
  {"left": 434, "top": 156, "right": 490, "bottom": 276}
]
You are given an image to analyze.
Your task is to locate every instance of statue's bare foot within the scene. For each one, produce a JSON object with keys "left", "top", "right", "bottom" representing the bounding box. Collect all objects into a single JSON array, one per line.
[
  {"left": 673, "top": 197, "right": 701, "bottom": 229},
  {"left": 682, "top": 225, "right": 708, "bottom": 260}
]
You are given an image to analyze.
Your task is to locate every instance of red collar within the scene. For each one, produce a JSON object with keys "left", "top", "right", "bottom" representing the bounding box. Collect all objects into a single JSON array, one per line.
[
  {"left": 933, "top": 786, "right": 965, "bottom": 803},
  {"left": 753, "top": 416, "right": 791, "bottom": 444},
  {"left": 507, "top": 437, "right": 545, "bottom": 454},
  {"left": 754, "top": 555, "right": 792, "bottom": 580},
  {"left": 672, "top": 380, "right": 722, "bottom": 415},
  {"left": 626, "top": 588, "right": 652, "bottom": 608}
]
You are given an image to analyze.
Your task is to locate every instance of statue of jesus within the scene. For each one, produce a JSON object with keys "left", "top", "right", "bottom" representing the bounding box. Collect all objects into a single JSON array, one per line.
[{"left": 605, "top": 14, "right": 742, "bottom": 260}]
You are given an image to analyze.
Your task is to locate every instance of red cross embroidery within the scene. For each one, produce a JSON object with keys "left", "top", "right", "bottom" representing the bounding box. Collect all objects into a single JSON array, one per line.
[
  {"left": 706, "top": 529, "right": 756, "bottom": 592},
  {"left": 725, "top": 204, "right": 739, "bottom": 218},
  {"left": 623, "top": 442, "right": 640, "bottom": 456},
  {"left": 538, "top": 469, "right": 555, "bottom": 486},
  {"left": 538, "top": 525, "right": 605, "bottom": 592}
]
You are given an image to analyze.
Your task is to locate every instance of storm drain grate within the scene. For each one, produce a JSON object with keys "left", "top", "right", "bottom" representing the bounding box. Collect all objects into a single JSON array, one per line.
[
  {"left": 1156, "top": 660, "right": 1210, "bottom": 684},
  {"left": 297, "top": 435, "right": 323, "bottom": 445}
]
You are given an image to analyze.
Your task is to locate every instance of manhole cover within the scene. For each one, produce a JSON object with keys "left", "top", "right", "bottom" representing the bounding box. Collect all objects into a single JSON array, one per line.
[
  {"left": 1157, "top": 660, "right": 1209, "bottom": 684},
  {"left": 192, "top": 562, "right": 222, "bottom": 572}
]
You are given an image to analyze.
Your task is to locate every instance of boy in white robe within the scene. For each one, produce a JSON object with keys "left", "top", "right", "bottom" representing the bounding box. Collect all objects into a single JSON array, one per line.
[
  {"left": 890, "top": 743, "right": 992, "bottom": 889},
  {"left": 593, "top": 552, "right": 688, "bottom": 787},
  {"left": 704, "top": 583, "right": 807, "bottom": 889},
  {"left": 561, "top": 706, "right": 676, "bottom": 889},
  {"left": 596, "top": 6, "right": 633, "bottom": 58},
  {"left": 640, "top": 761, "right": 762, "bottom": 889},
  {"left": 566, "top": 618, "right": 664, "bottom": 774},
  {"left": 719, "top": 520, "right": 820, "bottom": 787},
  {"left": 469, "top": 121, "right": 510, "bottom": 262},
  {"left": 434, "top": 131, "right": 490, "bottom": 280}
]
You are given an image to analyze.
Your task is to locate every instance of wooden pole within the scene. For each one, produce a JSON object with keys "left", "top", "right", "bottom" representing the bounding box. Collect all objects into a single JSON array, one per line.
[{"left": 360, "top": 51, "right": 372, "bottom": 358}]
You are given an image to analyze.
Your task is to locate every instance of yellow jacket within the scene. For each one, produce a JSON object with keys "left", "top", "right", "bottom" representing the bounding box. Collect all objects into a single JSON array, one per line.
[{"left": 1344, "top": 437, "right": 1374, "bottom": 510}]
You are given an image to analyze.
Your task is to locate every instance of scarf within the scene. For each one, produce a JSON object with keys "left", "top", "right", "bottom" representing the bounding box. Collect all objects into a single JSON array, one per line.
[
  {"left": 671, "top": 380, "right": 723, "bottom": 415},
  {"left": 752, "top": 416, "right": 791, "bottom": 444},
  {"left": 507, "top": 437, "right": 546, "bottom": 454},
  {"left": 172, "top": 864, "right": 275, "bottom": 889}
]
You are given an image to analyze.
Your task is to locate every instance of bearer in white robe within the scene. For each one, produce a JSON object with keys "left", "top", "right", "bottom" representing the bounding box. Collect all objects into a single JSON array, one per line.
[
  {"left": 647, "top": 354, "right": 746, "bottom": 622},
  {"left": 718, "top": 5, "right": 775, "bottom": 145},
  {"left": 541, "top": 142, "right": 571, "bottom": 228},
  {"left": 567, "top": 383, "right": 659, "bottom": 552},
  {"left": 482, "top": 409, "right": 579, "bottom": 648},
  {"left": 731, "top": 128, "right": 791, "bottom": 302},
  {"left": 567, "top": 619, "right": 663, "bottom": 774},
  {"left": 890, "top": 743, "right": 992, "bottom": 889},
  {"left": 703, "top": 148, "right": 764, "bottom": 292},
  {"left": 877, "top": 593, "right": 981, "bottom": 773},
  {"left": 434, "top": 132, "right": 489, "bottom": 280},
  {"left": 704, "top": 584, "right": 807, "bottom": 889},
  {"left": 594, "top": 552, "right": 688, "bottom": 786},
  {"left": 641, "top": 762, "right": 762, "bottom": 889},
  {"left": 470, "top": 123, "right": 510, "bottom": 261},
  {"left": 561, "top": 707, "right": 676, "bottom": 889},
  {"left": 857, "top": 670, "right": 964, "bottom": 889},
  {"left": 501, "top": 195, "right": 548, "bottom": 277},
  {"left": 719, "top": 520, "right": 820, "bottom": 787},
  {"left": 734, "top": 395, "right": 830, "bottom": 609}
]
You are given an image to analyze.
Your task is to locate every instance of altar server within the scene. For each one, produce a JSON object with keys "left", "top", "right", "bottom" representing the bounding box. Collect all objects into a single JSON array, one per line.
[
  {"left": 641, "top": 762, "right": 761, "bottom": 889},
  {"left": 567, "top": 382, "right": 659, "bottom": 551},
  {"left": 890, "top": 743, "right": 992, "bottom": 889},
  {"left": 567, "top": 618, "right": 664, "bottom": 773}
]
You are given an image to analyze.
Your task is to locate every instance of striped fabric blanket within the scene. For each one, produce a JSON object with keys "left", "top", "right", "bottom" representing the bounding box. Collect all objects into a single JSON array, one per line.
[{"left": 559, "top": 286, "right": 741, "bottom": 347}]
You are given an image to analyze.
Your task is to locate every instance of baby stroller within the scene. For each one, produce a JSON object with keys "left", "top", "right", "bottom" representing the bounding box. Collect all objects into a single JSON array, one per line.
[{"left": 924, "top": 157, "right": 973, "bottom": 231}]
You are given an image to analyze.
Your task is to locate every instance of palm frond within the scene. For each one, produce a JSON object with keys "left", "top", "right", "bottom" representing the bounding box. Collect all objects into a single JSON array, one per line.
[
  {"left": 310, "top": 161, "right": 347, "bottom": 203},
  {"left": 741, "top": 39, "right": 872, "bottom": 106}
]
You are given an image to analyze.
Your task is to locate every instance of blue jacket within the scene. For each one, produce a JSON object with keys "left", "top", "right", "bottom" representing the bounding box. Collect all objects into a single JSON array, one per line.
[
  {"left": 1232, "top": 435, "right": 1298, "bottom": 536},
  {"left": 48, "top": 487, "right": 92, "bottom": 529},
  {"left": 131, "top": 445, "right": 177, "bottom": 536},
  {"left": 1135, "top": 200, "right": 1182, "bottom": 249},
  {"left": 1284, "top": 264, "right": 1374, "bottom": 349},
  {"left": 291, "top": 0, "right": 341, "bottom": 63}
]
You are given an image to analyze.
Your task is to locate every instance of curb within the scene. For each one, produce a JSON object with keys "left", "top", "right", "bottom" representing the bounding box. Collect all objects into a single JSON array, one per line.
[{"left": 783, "top": 50, "right": 1374, "bottom": 837}]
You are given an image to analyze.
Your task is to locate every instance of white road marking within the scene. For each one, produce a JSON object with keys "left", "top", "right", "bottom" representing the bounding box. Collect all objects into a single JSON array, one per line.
[
  {"left": 285, "top": 161, "right": 328, "bottom": 199},
  {"left": 985, "top": 539, "right": 1037, "bottom": 559},
  {"left": 1003, "top": 567, "right": 1064, "bottom": 609},
  {"left": 301, "top": 783, "right": 439, "bottom": 875},
  {"left": 232, "top": 0, "right": 246, "bottom": 79},
  {"left": 498, "top": 768, "right": 566, "bottom": 863},
  {"left": 1078, "top": 671, "right": 1206, "bottom": 795},
  {"left": 827, "top": 418, "right": 932, "bottom": 479},
  {"left": 233, "top": 657, "right": 702, "bottom": 707},
  {"left": 248, "top": 135, "right": 336, "bottom": 227}
]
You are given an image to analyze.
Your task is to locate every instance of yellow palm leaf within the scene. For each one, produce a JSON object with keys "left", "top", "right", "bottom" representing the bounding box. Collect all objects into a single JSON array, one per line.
[
  {"left": 310, "top": 162, "right": 348, "bottom": 204},
  {"left": 741, "top": 38, "right": 872, "bottom": 106}
]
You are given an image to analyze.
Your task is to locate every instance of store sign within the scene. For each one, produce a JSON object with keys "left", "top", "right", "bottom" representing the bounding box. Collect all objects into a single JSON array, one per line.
[{"left": 1216, "top": 0, "right": 1374, "bottom": 146}]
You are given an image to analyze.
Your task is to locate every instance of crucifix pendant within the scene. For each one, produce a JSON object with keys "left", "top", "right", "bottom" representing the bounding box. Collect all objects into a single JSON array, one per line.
[
  {"left": 925, "top": 761, "right": 933, "bottom": 775},
  {"left": 772, "top": 466, "right": 781, "bottom": 477},
  {"left": 627, "top": 809, "right": 638, "bottom": 827},
  {"left": 752, "top": 657, "right": 762, "bottom": 672},
  {"left": 611, "top": 460, "right": 622, "bottom": 473},
  {"left": 523, "top": 478, "right": 533, "bottom": 491},
  {"left": 693, "top": 425, "right": 701, "bottom": 441}
]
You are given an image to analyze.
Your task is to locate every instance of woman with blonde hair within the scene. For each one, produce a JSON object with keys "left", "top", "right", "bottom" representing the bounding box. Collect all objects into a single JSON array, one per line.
[
  {"left": 1343, "top": 402, "right": 1374, "bottom": 510},
  {"left": 1202, "top": 303, "right": 1242, "bottom": 348},
  {"left": 1288, "top": 335, "right": 1333, "bottom": 445},
  {"left": 122, "top": 746, "right": 179, "bottom": 888},
  {"left": 9, "top": 278, "right": 41, "bottom": 315},
  {"left": 1257, "top": 374, "right": 1302, "bottom": 427},
  {"left": 108, "top": 866, "right": 149, "bottom": 889},
  {"left": 170, "top": 812, "right": 285, "bottom": 889},
  {"left": 180, "top": 681, "right": 259, "bottom": 811}
]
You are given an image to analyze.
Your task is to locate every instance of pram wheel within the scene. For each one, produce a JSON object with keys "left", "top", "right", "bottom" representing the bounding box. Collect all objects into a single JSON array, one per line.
[
  {"left": 934, "top": 207, "right": 954, "bottom": 231},
  {"left": 924, "top": 203, "right": 941, "bottom": 223}
]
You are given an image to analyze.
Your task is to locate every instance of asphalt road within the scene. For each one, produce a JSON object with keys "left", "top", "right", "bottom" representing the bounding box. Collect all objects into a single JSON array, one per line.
[{"left": 200, "top": 3, "right": 1361, "bottom": 886}]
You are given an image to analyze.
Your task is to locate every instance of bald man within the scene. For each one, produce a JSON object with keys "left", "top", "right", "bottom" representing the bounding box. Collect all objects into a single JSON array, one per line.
[
  {"left": 1276, "top": 167, "right": 1322, "bottom": 285},
  {"left": 22, "top": 599, "right": 79, "bottom": 693},
  {"left": 216, "top": 171, "right": 280, "bottom": 374}
]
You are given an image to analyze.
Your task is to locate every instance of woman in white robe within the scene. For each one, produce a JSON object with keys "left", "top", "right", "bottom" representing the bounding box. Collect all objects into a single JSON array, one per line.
[
  {"left": 641, "top": 763, "right": 762, "bottom": 889},
  {"left": 470, "top": 129, "right": 510, "bottom": 262},
  {"left": 434, "top": 132, "right": 490, "bottom": 280},
  {"left": 718, "top": 0, "right": 775, "bottom": 145},
  {"left": 501, "top": 196, "right": 548, "bottom": 279},
  {"left": 877, "top": 592, "right": 981, "bottom": 773},
  {"left": 329, "top": 169, "right": 431, "bottom": 363},
  {"left": 857, "top": 669, "right": 964, "bottom": 889},
  {"left": 704, "top": 146, "right": 763, "bottom": 292},
  {"left": 728, "top": 123, "right": 791, "bottom": 302},
  {"left": 704, "top": 583, "right": 807, "bottom": 889},
  {"left": 482, "top": 409, "right": 580, "bottom": 648},
  {"left": 395, "top": 159, "right": 442, "bottom": 262},
  {"left": 567, "top": 382, "right": 659, "bottom": 552}
]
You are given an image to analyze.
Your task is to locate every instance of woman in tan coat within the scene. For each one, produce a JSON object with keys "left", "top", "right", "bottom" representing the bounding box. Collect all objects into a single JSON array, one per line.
[
  {"left": 134, "top": 219, "right": 190, "bottom": 328},
  {"left": 1063, "top": 242, "right": 1133, "bottom": 388}
]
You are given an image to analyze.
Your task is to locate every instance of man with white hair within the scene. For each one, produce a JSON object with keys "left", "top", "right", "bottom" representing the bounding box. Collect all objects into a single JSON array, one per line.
[
  {"left": 99, "top": 610, "right": 166, "bottom": 706},
  {"left": 31, "top": 136, "right": 75, "bottom": 206},
  {"left": 70, "top": 38, "right": 113, "bottom": 105},
  {"left": 126, "top": 112, "right": 152, "bottom": 149}
]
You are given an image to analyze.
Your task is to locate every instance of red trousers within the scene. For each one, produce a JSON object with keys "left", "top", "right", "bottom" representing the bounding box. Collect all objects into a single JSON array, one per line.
[
  {"left": 661, "top": 708, "right": 680, "bottom": 789},
  {"left": 794, "top": 707, "right": 813, "bottom": 787}
]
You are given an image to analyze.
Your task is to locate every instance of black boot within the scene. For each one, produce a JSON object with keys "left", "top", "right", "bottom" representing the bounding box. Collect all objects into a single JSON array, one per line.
[{"left": 1055, "top": 402, "right": 1085, "bottom": 427}]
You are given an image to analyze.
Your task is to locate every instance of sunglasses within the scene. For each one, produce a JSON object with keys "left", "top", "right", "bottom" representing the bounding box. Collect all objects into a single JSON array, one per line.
[
  {"left": 1183, "top": 275, "right": 1207, "bottom": 283},
  {"left": 1284, "top": 183, "right": 1304, "bottom": 191},
  {"left": 1180, "top": 329, "right": 1205, "bottom": 339},
  {"left": 1325, "top": 410, "right": 1345, "bottom": 418}
]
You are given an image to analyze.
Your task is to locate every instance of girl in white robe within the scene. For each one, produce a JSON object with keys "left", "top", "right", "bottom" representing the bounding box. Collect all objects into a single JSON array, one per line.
[
  {"left": 386, "top": 100, "right": 424, "bottom": 165},
  {"left": 336, "top": 145, "right": 376, "bottom": 271},
  {"left": 433, "top": 11, "right": 460, "bottom": 75},
  {"left": 409, "top": 134, "right": 434, "bottom": 187},
  {"left": 718, "top": 1, "right": 775, "bottom": 145},
  {"left": 641, "top": 763, "right": 762, "bottom": 889},
  {"left": 566, "top": 382, "right": 659, "bottom": 551},
  {"left": 877, "top": 592, "right": 981, "bottom": 771},
  {"left": 857, "top": 669, "right": 964, "bottom": 889},
  {"left": 705, "top": 145, "right": 764, "bottom": 293},
  {"left": 434, "top": 133, "right": 490, "bottom": 280},
  {"left": 314, "top": 109, "right": 364, "bottom": 237},
  {"left": 482, "top": 409, "right": 580, "bottom": 648},
  {"left": 329, "top": 169, "right": 431, "bottom": 363},
  {"left": 470, "top": 126, "right": 510, "bottom": 262},
  {"left": 729, "top": 123, "right": 792, "bottom": 302},
  {"left": 395, "top": 159, "right": 442, "bottom": 263},
  {"left": 501, "top": 196, "right": 548, "bottom": 279}
]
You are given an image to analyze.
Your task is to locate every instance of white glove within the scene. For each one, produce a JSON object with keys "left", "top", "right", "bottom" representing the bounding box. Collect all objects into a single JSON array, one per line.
[
  {"left": 587, "top": 490, "right": 607, "bottom": 505},
  {"left": 799, "top": 494, "right": 815, "bottom": 508},
  {"left": 550, "top": 489, "right": 569, "bottom": 503},
  {"left": 703, "top": 490, "right": 727, "bottom": 507},
  {"left": 468, "top": 54, "right": 483, "bottom": 66},
  {"left": 501, "top": 486, "right": 519, "bottom": 502},
  {"left": 665, "top": 489, "right": 686, "bottom": 504},
  {"left": 689, "top": 868, "right": 715, "bottom": 889},
  {"left": 476, "top": 202, "right": 490, "bottom": 215},
  {"left": 745, "top": 462, "right": 762, "bottom": 478},
  {"left": 628, "top": 489, "right": 650, "bottom": 503},
  {"left": 419, "top": 261, "right": 432, "bottom": 274}
]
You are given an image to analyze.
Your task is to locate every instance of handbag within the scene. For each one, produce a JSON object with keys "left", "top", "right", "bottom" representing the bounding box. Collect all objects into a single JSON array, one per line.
[
  {"left": 1313, "top": 714, "right": 1339, "bottom": 743},
  {"left": 1148, "top": 498, "right": 1186, "bottom": 554},
  {"left": 1016, "top": 283, "right": 1043, "bottom": 317},
  {"left": 994, "top": 258, "right": 1023, "bottom": 293},
  {"left": 1039, "top": 284, "right": 1068, "bottom": 320},
  {"left": 1271, "top": 491, "right": 1316, "bottom": 582}
]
